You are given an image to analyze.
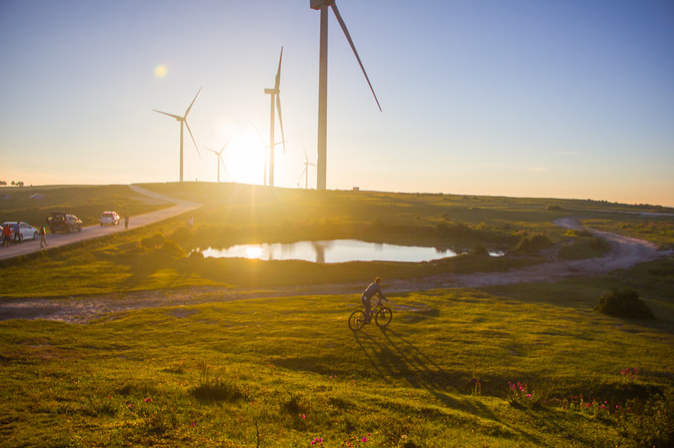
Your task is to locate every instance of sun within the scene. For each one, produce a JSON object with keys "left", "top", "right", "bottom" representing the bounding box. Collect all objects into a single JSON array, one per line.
[{"left": 227, "top": 131, "right": 267, "bottom": 185}]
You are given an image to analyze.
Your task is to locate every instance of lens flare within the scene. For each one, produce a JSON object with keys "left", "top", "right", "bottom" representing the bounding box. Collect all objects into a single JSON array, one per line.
[{"left": 154, "top": 65, "right": 167, "bottom": 78}]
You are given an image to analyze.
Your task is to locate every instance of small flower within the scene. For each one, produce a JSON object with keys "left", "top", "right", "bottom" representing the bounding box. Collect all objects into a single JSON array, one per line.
[
  {"left": 144, "top": 397, "right": 152, "bottom": 403},
  {"left": 362, "top": 437, "right": 368, "bottom": 442}
]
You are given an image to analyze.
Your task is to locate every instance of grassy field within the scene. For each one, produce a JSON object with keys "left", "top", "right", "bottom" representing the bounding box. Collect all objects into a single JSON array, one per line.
[
  {"left": 1, "top": 279, "right": 673, "bottom": 447},
  {"left": 1, "top": 182, "right": 674, "bottom": 447}
]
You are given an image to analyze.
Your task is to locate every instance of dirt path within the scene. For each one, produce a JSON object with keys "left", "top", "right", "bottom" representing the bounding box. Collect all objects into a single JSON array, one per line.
[{"left": 0, "top": 218, "right": 670, "bottom": 324}]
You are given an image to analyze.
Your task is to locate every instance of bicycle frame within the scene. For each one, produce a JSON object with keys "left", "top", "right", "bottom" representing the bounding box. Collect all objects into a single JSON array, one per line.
[{"left": 349, "top": 296, "right": 392, "bottom": 331}]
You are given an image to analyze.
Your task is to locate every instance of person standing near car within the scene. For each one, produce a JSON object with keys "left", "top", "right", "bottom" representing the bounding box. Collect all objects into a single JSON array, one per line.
[
  {"left": 124, "top": 214, "right": 129, "bottom": 230},
  {"left": 13, "top": 222, "right": 22, "bottom": 244},
  {"left": 39, "top": 224, "right": 48, "bottom": 248},
  {"left": 361, "top": 277, "right": 387, "bottom": 324}
]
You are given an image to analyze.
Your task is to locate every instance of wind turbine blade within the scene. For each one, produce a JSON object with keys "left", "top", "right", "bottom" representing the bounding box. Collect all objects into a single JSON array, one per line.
[
  {"left": 251, "top": 122, "right": 267, "bottom": 147},
  {"left": 220, "top": 154, "right": 227, "bottom": 174},
  {"left": 185, "top": 120, "right": 201, "bottom": 158},
  {"left": 153, "top": 110, "right": 182, "bottom": 120},
  {"left": 299, "top": 166, "right": 307, "bottom": 180},
  {"left": 276, "top": 95, "right": 286, "bottom": 153},
  {"left": 204, "top": 146, "right": 219, "bottom": 155},
  {"left": 219, "top": 139, "right": 230, "bottom": 155},
  {"left": 330, "top": 3, "right": 382, "bottom": 112},
  {"left": 185, "top": 87, "right": 201, "bottom": 116},
  {"left": 274, "top": 47, "right": 283, "bottom": 90}
]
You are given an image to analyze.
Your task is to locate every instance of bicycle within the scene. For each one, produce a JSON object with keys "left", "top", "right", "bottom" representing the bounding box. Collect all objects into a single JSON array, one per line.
[{"left": 348, "top": 295, "right": 392, "bottom": 331}]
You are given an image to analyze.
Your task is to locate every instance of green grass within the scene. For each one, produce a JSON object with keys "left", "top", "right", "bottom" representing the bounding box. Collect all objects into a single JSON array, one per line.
[
  {"left": 2, "top": 182, "right": 674, "bottom": 446},
  {"left": 1, "top": 280, "right": 673, "bottom": 447}
]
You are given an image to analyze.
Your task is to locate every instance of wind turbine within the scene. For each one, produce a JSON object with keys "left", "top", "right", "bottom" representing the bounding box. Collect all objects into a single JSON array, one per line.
[
  {"left": 299, "top": 147, "right": 317, "bottom": 189},
  {"left": 310, "top": 0, "right": 381, "bottom": 191},
  {"left": 153, "top": 88, "right": 202, "bottom": 182},
  {"left": 204, "top": 140, "right": 229, "bottom": 183},
  {"left": 264, "top": 47, "right": 286, "bottom": 188},
  {"left": 252, "top": 123, "right": 284, "bottom": 186}
]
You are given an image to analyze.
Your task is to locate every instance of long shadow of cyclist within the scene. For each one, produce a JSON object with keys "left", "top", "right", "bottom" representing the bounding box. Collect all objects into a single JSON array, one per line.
[{"left": 351, "top": 326, "right": 522, "bottom": 434}]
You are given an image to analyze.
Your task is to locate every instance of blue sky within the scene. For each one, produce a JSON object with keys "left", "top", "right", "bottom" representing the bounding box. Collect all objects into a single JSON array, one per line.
[{"left": 1, "top": 0, "right": 673, "bottom": 206}]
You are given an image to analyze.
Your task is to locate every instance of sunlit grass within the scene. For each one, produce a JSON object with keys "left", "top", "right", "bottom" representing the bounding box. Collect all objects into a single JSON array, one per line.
[{"left": 1, "top": 284, "right": 672, "bottom": 447}]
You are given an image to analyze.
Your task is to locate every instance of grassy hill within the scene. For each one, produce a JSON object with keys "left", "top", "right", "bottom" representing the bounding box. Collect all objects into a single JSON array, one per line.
[{"left": 1, "top": 182, "right": 673, "bottom": 447}]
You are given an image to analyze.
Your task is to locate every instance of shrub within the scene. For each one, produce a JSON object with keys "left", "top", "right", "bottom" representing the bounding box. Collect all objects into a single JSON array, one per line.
[
  {"left": 159, "top": 239, "right": 185, "bottom": 258},
  {"left": 470, "top": 243, "right": 490, "bottom": 256},
  {"left": 513, "top": 234, "right": 554, "bottom": 255},
  {"left": 595, "top": 288, "right": 653, "bottom": 319},
  {"left": 140, "top": 233, "right": 165, "bottom": 249}
]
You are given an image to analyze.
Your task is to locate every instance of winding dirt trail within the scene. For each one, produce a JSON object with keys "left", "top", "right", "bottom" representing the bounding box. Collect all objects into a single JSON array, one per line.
[{"left": 0, "top": 217, "right": 670, "bottom": 324}]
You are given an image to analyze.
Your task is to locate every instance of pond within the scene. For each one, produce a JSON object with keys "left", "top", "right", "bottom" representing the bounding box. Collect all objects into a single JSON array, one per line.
[{"left": 196, "top": 239, "right": 504, "bottom": 264}]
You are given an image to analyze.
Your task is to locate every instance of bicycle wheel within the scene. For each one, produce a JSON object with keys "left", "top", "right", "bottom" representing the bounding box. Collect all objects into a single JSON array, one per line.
[
  {"left": 348, "top": 310, "right": 366, "bottom": 331},
  {"left": 375, "top": 307, "right": 393, "bottom": 328}
]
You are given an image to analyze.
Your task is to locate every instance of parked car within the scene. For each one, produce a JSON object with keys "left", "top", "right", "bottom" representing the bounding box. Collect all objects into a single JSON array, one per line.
[
  {"left": 100, "top": 211, "right": 120, "bottom": 226},
  {"left": 1, "top": 222, "right": 39, "bottom": 241},
  {"left": 48, "top": 212, "right": 83, "bottom": 233}
]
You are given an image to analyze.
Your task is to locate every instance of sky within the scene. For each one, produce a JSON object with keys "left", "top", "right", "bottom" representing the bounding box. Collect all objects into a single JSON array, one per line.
[{"left": 1, "top": 0, "right": 673, "bottom": 206}]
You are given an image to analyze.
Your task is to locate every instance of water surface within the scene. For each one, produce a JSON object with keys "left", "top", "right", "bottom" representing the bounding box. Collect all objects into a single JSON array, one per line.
[{"left": 198, "top": 239, "right": 503, "bottom": 263}]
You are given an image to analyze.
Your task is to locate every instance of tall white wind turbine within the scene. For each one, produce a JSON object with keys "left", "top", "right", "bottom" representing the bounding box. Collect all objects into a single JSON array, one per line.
[
  {"left": 205, "top": 140, "right": 229, "bottom": 183},
  {"left": 153, "top": 88, "right": 202, "bottom": 182},
  {"left": 310, "top": 0, "right": 381, "bottom": 191},
  {"left": 264, "top": 47, "right": 286, "bottom": 188}
]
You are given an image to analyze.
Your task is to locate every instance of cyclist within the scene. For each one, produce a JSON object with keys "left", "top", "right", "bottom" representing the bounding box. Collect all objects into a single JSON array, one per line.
[{"left": 362, "top": 277, "right": 387, "bottom": 324}]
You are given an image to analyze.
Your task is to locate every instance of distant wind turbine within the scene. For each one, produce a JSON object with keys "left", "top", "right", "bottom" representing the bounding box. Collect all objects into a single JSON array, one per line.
[
  {"left": 264, "top": 47, "right": 286, "bottom": 188},
  {"left": 299, "top": 147, "right": 317, "bottom": 189},
  {"left": 310, "top": 0, "right": 381, "bottom": 191},
  {"left": 204, "top": 140, "right": 229, "bottom": 183},
  {"left": 252, "top": 123, "right": 284, "bottom": 186},
  {"left": 153, "top": 88, "right": 202, "bottom": 182}
]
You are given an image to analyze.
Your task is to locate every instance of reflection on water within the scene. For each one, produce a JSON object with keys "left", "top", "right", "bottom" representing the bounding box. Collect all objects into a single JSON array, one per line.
[{"left": 197, "top": 239, "right": 504, "bottom": 264}]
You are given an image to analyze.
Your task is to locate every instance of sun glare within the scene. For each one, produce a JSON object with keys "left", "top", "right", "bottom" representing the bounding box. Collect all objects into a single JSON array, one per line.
[
  {"left": 227, "top": 130, "right": 266, "bottom": 185},
  {"left": 244, "top": 247, "right": 264, "bottom": 259},
  {"left": 154, "top": 65, "right": 167, "bottom": 78}
]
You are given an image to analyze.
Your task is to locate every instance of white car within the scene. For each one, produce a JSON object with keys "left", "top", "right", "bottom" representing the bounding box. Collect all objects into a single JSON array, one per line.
[
  {"left": 1, "top": 221, "right": 39, "bottom": 241},
  {"left": 100, "top": 211, "right": 120, "bottom": 226}
]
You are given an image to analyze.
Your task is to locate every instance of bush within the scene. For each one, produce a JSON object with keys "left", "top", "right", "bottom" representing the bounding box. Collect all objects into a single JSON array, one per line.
[
  {"left": 140, "top": 233, "right": 165, "bottom": 249},
  {"left": 159, "top": 239, "right": 185, "bottom": 258},
  {"left": 595, "top": 288, "right": 653, "bottom": 319},
  {"left": 513, "top": 234, "right": 554, "bottom": 255}
]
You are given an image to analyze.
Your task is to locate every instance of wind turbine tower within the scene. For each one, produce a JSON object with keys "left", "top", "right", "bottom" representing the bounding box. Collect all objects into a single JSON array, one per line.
[
  {"left": 264, "top": 47, "right": 286, "bottom": 188},
  {"left": 153, "top": 88, "right": 202, "bottom": 182},
  {"left": 300, "top": 148, "right": 317, "bottom": 189},
  {"left": 310, "top": 0, "right": 381, "bottom": 191},
  {"left": 205, "top": 141, "right": 229, "bottom": 183}
]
